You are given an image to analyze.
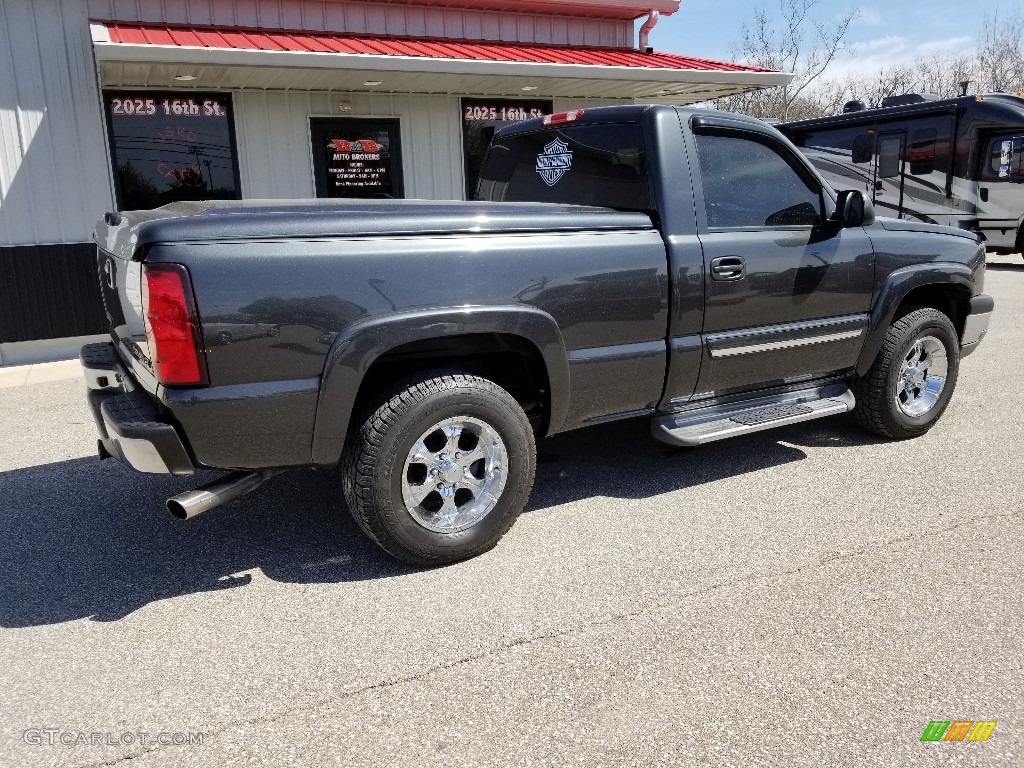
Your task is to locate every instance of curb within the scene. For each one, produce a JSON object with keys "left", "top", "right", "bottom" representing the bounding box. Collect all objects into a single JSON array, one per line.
[{"left": 0, "top": 360, "right": 83, "bottom": 390}]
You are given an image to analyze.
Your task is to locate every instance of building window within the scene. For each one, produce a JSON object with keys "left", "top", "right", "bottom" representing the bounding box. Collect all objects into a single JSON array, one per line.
[
  {"left": 309, "top": 117, "right": 404, "bottom": 198},
  {"left": 462, "top": 98, "right": 551, "bottom": 200},
  {"left": 104, "top": 92, "right": 241, "bottom": 210}
]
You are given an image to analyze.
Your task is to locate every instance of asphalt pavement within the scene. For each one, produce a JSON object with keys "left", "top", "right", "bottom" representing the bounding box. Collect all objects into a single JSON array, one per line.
[{"left": 0, "top": 257, "right": 1021, "bottom": 768}]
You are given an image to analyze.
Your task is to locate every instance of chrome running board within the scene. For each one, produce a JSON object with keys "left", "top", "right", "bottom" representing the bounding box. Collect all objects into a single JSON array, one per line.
[{"left": 652, "top": 383, "right": 856, "bottom": 447}]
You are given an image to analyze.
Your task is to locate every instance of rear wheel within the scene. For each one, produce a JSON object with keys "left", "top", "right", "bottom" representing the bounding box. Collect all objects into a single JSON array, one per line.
[
  {"left": 852, "top": 307, "right": 960, "bottom": 439},
  {"left": 342, "top": 372, "right": 536, "bottom": 566}
]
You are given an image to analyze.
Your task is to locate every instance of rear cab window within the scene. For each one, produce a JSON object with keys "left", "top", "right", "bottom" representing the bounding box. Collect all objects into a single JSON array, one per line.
[{"left": 476, "top": 123, "right": 651, "bottom": 212}]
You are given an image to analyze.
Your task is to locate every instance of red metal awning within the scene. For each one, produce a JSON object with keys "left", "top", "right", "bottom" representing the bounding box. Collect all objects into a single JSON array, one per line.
[
  {"left": 91, "top": 21, "right": 791, "bottom": 102},
  {"left": 99, "top": 22, "right": 769, "bottom": 74}
]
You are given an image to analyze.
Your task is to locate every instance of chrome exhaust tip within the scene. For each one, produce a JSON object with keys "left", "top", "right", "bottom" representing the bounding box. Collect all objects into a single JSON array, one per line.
[{"left": 167, "top": 469, "right": 283, "bottom": 520}]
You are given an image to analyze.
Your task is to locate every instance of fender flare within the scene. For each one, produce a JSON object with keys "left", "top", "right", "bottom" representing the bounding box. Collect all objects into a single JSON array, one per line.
[
  {"left": 311, "top": 306, "right": 571, "bottom": 465},
  {"left": 856, "top": 263, "right": 975, "bottom": 376}
]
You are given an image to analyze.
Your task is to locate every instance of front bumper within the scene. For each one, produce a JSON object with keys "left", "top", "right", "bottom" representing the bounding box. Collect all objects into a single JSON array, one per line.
[
  {"left": 960, "top": 294, "right": 994, "bottom": 359},
  {"left": 82, "top": 342, "right": 195, "bottom": 475}
]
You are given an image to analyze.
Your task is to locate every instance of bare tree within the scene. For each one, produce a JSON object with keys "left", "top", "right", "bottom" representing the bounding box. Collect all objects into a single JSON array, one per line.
[
  {"left": 913, "top": 53, "right": 976, "bottom": 98},
  {"left": 713, "top": 5, "right": 1021, "bottom": 122},
  {"left": 976, "top": 9, "right": 1024, "bottom": 92},
  {"left": 819, "top": 53, "right": 976, "bottom": 114},
  {"left": 712, "top": 0, "right": 857, "bottom": 120}
]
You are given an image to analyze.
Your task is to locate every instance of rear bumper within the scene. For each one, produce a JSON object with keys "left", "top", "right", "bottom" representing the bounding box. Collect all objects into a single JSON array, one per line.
[
  {"left": 960, "top": 294, "right": 994, "bottom": 359},
  {"left": 82, "top": 342, "right": 195, "bottom": 475}
]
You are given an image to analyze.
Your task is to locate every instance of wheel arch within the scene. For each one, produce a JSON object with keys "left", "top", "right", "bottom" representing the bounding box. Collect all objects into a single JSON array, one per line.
[
  {"left": 311, "top": 306, "right": 570, "bottom": 465},
  {"left": 856, "top": 264, "right": 975, "bottom": 376}
]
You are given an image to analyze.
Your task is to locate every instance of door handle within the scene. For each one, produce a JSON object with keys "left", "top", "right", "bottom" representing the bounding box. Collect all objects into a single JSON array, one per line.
[{"left": 710, "top": 256, "right": 745, "bottom": 281}]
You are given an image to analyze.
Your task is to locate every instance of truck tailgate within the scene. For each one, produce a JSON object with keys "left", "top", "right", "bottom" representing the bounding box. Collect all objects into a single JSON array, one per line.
[{"left": 95, "top": 243, "right": 163, "bottom": 394}]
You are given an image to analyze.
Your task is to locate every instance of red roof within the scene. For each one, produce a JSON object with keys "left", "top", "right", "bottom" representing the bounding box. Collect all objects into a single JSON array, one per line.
[{"left": 99, "top": 22, "right": 768, "bottom": 73}]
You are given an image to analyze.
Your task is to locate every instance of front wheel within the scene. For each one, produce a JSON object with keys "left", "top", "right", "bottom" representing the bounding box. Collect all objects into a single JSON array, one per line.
[
  {"left": 852, "top": 307, "right": 960, "bottom": 439},
  {"left": 342, "top": 372, "right": 536, "bottom": 566}
]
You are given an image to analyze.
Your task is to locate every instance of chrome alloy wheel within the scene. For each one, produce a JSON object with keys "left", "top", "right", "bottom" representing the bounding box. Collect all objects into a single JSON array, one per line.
[
  {"left": 896, "top": 335, "right": 948, "bottom": 417},
  {"left": 401, "top": 416, "right": 509, "bottom": 533}
]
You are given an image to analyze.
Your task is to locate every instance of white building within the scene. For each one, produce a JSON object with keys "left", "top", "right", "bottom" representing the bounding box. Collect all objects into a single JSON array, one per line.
[{"left": 0, "top": 0, "right": 789, "bottom": 363}]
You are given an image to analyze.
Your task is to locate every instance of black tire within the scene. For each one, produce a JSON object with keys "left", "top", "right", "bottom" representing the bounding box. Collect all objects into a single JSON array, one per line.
[
  {"left": 852, "top": 307, "right": 960, "bottom": 439},
  {"left": 342, "top": 372, "right": 536, "bottom": 566}
]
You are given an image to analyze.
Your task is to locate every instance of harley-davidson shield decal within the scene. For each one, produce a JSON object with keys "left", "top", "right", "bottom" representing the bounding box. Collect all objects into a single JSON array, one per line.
[{"left": 535, "top": 138, "right": 573, "bottom": 187}]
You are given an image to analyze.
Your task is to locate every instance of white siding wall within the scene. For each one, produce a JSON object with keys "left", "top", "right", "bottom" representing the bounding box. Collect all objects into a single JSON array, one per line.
[
  {"left": 86, "top": 0, "right": 633, "bottom": 47},
  {"left": 0, "top": 0, "right": 115, "bottom": 246},
  {"left": 235, "top": 90, "right": 465, "bottom": 200}
]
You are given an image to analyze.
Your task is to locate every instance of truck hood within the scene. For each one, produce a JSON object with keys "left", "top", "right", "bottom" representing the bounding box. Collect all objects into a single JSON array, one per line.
[
  {"left": 876, "top": 217, "right": 981, "bottom": 243},
  {"left": 94, "top": 199, "right": 654, "bottom": 261}
]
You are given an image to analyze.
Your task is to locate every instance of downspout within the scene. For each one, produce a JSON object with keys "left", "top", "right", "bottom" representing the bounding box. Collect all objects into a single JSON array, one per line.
[{"left": 638, "top": 9, "right": 660, "bottom": 53}]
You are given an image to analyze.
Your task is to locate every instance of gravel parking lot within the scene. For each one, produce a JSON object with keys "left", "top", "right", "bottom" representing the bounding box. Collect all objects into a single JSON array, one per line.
[{"left": 0, "top": 257, "right": 1021, "bottom": 768}]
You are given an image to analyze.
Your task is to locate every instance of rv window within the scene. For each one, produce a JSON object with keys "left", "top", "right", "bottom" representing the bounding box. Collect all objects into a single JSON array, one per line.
[
  {"left": 982, "top": 135, "right": 1024, "bottom": 182},
  {"left": 852, "top": 134, "right": 873, "bottom": 164},
  {"left": 909, "top": 129, "right": 937, "bottom": 176},
  {"left": 878, "top": 136, "right": 903, "bottom": 178}
]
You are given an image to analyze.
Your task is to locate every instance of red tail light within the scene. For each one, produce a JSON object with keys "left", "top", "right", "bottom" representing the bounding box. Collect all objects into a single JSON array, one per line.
[
  {"left": 542, "top": 110, "right": 583, "bottom": 126},
  {"left": 142, "top": 263, "right": 208, "bottom": 386}
]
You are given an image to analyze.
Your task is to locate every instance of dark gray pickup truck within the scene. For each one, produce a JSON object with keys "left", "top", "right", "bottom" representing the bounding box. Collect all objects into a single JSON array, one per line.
[{"left": 83, "top": 105, "right": 993, "bottom": 565}]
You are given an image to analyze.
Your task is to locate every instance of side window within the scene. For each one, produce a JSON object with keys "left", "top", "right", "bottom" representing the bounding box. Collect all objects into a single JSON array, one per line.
[
  {"left": 694, "top": 133, "right": 822, "bottom": 228},
  {"left": 878, "top": 136, "right": 903, "bottom": 178},
  {"left": 981, "top": 135, "right": 1024, "bottom": 182},
  {"left": 909, "top": 129, "right": 937, "bottom": 176}
]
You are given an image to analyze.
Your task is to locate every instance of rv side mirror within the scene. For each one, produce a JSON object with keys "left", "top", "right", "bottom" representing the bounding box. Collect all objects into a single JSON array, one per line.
[{"left": 831, "top": 190, "right": 873, "bottom": 228}]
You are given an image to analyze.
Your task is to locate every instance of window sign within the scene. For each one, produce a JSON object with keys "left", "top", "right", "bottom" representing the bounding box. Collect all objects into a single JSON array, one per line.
[
  {"left": 310, "top": 118, "right": 404, "bottom": 198},
  {"left": 462, "top": 98, "right": 551, "bottom": 199},
  {"left": 104, "top": 91, "right": 241, "bottom": 210}
]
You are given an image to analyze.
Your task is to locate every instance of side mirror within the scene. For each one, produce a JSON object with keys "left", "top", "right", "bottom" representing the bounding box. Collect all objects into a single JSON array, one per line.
[{"left": 831, "top": 190, "right": 874, "bottom": 228}]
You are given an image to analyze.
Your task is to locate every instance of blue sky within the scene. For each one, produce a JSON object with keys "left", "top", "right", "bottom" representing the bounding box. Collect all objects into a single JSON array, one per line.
[{"left": 649, "top": 0, "right": 1008, "bottom": 79}]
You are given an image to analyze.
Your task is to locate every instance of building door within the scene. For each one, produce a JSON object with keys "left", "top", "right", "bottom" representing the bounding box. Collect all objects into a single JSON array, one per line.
[
  {"left": 874, "top": 130, "right": 907, "bottom": 218},
  {"left": 310, "top": 117, "right": 404, "bottom": 198}
]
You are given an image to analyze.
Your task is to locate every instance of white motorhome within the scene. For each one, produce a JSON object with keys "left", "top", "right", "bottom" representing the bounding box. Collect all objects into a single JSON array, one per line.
[{"left": 780, "top": 93, "right": 1024, "bottom": 254}]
